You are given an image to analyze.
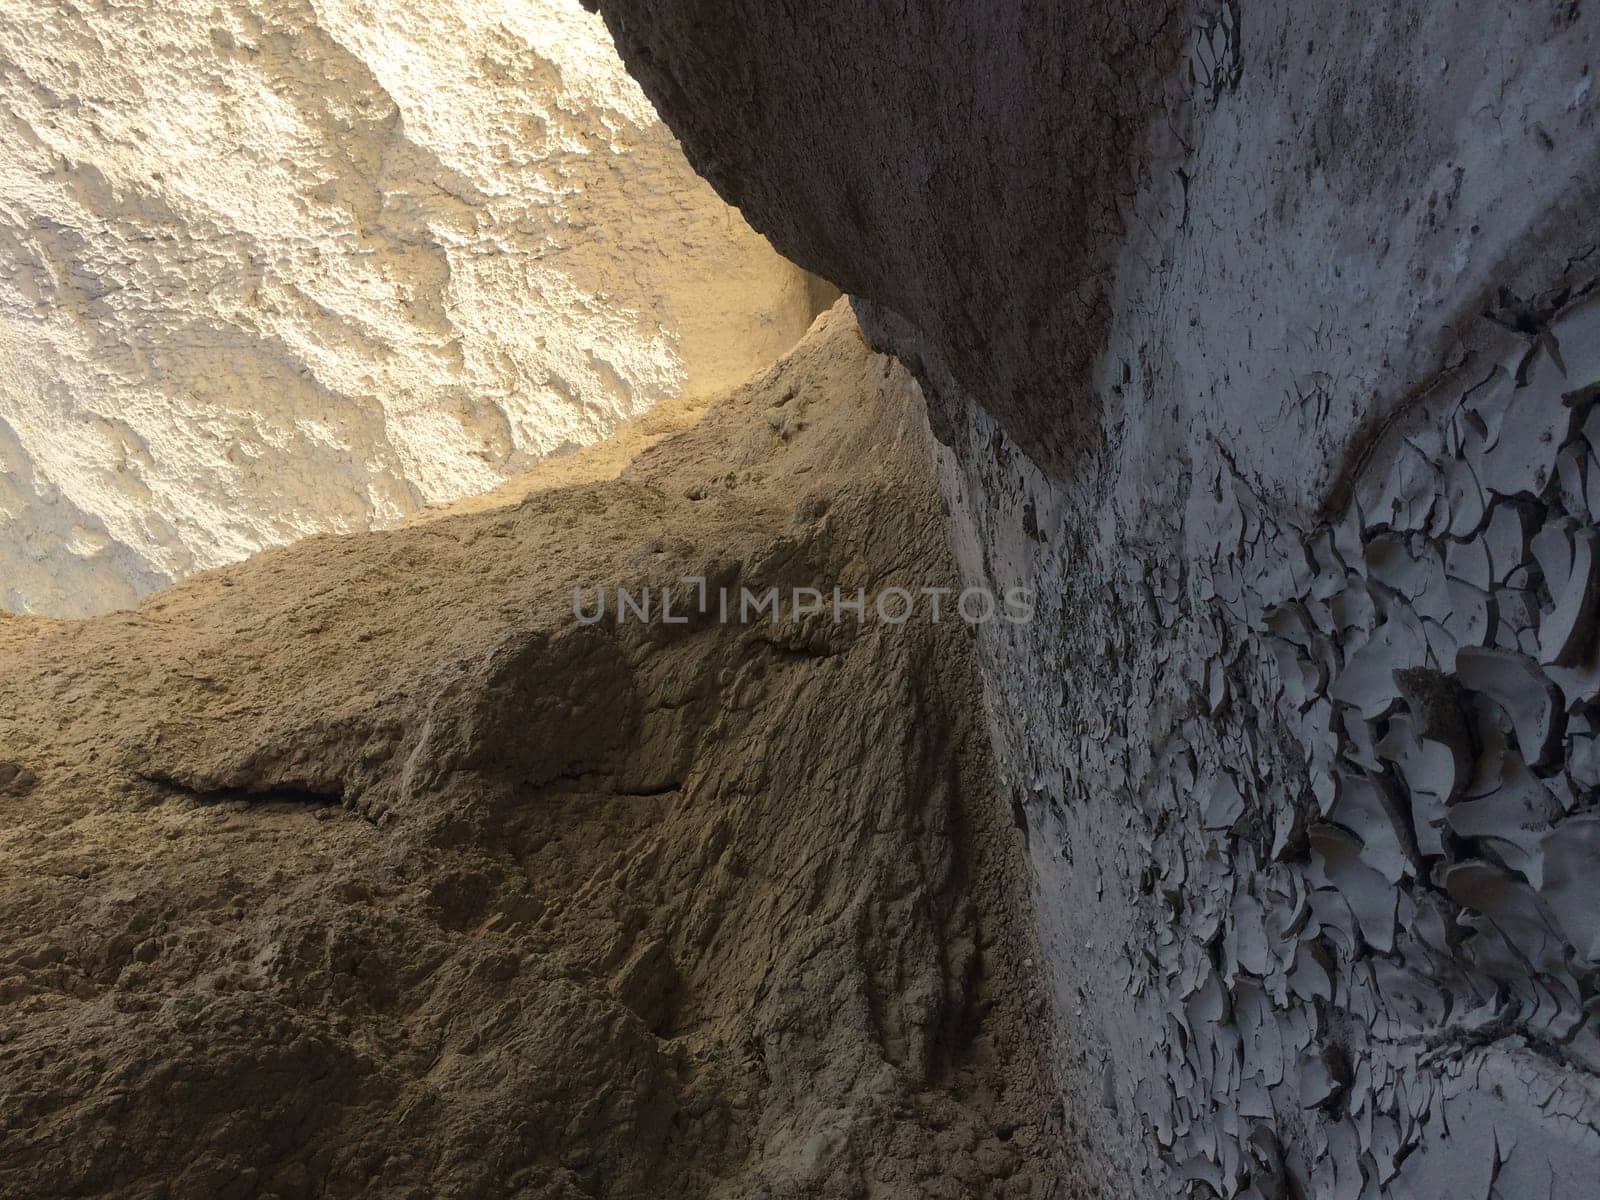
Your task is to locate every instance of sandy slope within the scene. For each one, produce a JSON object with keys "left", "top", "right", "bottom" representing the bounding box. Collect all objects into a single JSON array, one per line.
[{"left": 0, "top": 306, "right": 1071, "bottom": 1199}]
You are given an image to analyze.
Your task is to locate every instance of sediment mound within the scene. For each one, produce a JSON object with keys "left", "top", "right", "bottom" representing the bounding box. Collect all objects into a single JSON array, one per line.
[{"left": 0, "top": 306, "right": 1066, "bottom": 1199}]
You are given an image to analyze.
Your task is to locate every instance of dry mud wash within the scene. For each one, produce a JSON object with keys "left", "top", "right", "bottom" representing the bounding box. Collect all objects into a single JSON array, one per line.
[
  {"left": 0, "top": 0, "right": 821, "bottom": 617},
  {"left": 0, "top": 307, "right": 1066, "bottom": 1200}
]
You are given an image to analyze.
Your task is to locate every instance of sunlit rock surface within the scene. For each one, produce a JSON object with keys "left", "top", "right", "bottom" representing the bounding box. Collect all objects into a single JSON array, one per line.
[{"left": 0, "top": 0, "right": 820, "bottom": 616}]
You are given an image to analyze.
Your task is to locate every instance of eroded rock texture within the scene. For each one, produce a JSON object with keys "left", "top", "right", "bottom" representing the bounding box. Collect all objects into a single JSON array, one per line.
[
  {"left": 0, "top": 0, "right": 823, "bottom": 617},
  {"left": 585, "top": 0, "right": 1195, "bottom": 470},
  {"left": 0, "top": 308, "right": 1064, "bottom": 1199},
  {"left": 590, "top": 0, "right": 1600, "bottom": 1195}
]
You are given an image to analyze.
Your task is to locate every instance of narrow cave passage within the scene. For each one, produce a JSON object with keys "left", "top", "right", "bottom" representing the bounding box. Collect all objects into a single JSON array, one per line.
[{"left": 4, "top": 1, "right": 1600, "bottom": 1198}]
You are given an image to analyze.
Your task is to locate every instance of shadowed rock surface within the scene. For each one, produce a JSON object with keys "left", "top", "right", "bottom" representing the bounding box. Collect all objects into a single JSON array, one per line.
[
  {"left": 583, "top": 0, "right": 1198, "bottom": 471},
  {"left": 0, "top": 308, "right": 1067, "bottom": 1199}
]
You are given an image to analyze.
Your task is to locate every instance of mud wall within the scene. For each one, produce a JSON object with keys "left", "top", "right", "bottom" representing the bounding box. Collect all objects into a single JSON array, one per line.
[{"left": 589, "top": 0, "right": 1600, "bottom": 1194}]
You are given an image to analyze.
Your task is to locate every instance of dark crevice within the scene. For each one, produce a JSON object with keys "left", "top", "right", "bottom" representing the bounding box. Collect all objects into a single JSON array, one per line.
[{"left": 137, "top": 770, "right": 345, "bottom": 811}]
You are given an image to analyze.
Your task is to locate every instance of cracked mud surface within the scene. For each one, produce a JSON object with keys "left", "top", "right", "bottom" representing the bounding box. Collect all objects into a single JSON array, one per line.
[
  {"left": 953, "top": 284, "right": 1600, "bottom": 1200},
  {"left": 0, "top": 307, "right": 1066, "bottom": 1199}
]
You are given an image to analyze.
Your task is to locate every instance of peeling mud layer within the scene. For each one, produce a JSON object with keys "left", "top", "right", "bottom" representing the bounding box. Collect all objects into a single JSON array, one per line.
[
  {"left": 951, "top": 266, "right": 1600, "bottom": 1200},
  {"left": 0, "top": 308, "right": 1066, "bottom": 1199}
]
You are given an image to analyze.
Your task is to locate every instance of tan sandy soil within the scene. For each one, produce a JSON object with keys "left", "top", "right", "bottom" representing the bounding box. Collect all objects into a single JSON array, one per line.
[{"left": 0, "top": 305, "right": 1073, "bottom": 1199}]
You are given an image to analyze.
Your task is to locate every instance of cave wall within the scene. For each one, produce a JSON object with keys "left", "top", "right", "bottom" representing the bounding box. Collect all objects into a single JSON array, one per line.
[
  {"left": 589, "top": 0, "right": 1600, "bottom": 1195},
  {"left": 0, "top": 0, "right": 819, "bottom": 617}
]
